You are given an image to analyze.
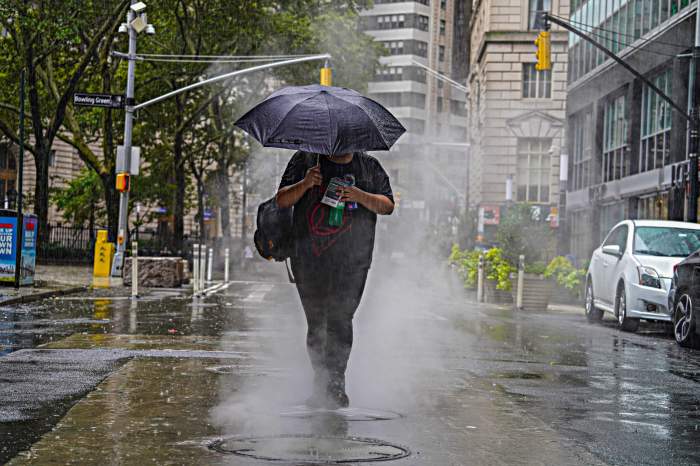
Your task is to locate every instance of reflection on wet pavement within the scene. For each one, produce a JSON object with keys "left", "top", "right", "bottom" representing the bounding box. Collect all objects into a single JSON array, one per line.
[{"left": 7, "top": 260, "right": 700, "bottom": 464}]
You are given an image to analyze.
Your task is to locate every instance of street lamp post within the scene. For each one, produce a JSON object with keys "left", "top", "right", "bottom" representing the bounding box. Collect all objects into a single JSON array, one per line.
[{"left": 111, "top": 0, "right": 155, "bottom": 277}]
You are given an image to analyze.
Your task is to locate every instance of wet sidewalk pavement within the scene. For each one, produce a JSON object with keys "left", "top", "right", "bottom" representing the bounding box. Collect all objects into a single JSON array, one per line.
[{"left": 3, "top": 258, "right": 700, "bottom": 464}]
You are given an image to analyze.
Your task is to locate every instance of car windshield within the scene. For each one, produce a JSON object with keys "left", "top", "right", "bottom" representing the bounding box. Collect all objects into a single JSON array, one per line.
[{"left": 633, "top": 226, "right": 700, "bottom": 257}]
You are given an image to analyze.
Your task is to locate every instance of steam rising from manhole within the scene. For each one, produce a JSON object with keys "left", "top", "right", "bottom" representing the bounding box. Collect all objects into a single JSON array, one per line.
[{"left": 208, "top": 434, "right": 410, "bottom": 463}]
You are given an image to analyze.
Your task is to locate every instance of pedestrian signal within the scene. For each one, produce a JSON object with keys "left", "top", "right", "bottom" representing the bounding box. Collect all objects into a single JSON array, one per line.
[
  {"left": 535, "top": 31, "right": 551, "bottom": 71},
  {"left": 116, "top": 173, "right": 130, "bottom": 192}
]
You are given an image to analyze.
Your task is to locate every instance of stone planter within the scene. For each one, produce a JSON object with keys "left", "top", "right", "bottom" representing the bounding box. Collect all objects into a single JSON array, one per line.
[
  {"left": 549, "top": 284, "right": 584, "bottom": 306},
  {"left": 511, "top": 273, "right": 553, "bottom": 311},
  {"left": 485, "top": 279, "right": 513, "bottom": 304},
  {"left": 123, "top": 257, "right": 186, "bottom": 288}
]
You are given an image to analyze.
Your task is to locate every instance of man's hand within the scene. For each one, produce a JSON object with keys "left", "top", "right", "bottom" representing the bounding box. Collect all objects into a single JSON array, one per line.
[
  {"left": 337, "top": 185, "right": 364, "bottom": 204},
  {"left": 337, "top": 185, "right": 394, "bottom": 215},
  {"left": 303, "top": 164, "right": 322, "bottom": 189}
]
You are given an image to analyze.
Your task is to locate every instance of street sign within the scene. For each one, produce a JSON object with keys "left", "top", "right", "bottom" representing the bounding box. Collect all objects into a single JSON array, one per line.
[
  {"left": 116, "top": 145, "right": 141, "bottom": 175},
  {"left": 73, "top": 93, "right": 125, "bottom": 109}
]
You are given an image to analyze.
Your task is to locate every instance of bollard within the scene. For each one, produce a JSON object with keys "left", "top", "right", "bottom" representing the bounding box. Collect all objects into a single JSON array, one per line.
[
  {"left": 199, "top": 243, "right": 206, "bottom": 291},
  {"left": 516, "top": 254, "right": 525, "bottom": 310},
  {"left": 477, "top": 253, "right": 484, "bottom": 303},
  {"left": 224, "top": 248, "right": 230, "bottom": 283},
  {"left": 192, "top": 244, "right": 200, "bottom": 295},
  {"left": 207, "top": 248, "right": 213, "bottom": 283},
  {"left": 131, "top": 241, "right": 138, "bottom": 298}
]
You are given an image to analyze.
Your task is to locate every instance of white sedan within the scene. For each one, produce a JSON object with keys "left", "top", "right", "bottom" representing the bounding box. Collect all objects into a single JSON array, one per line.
[{"left": 585, "top": 220, "right": 700, "bottom": 332}]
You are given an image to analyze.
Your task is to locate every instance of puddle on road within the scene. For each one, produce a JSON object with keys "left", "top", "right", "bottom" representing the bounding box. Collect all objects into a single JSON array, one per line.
[{"left": 208, "top": 434, "right": 410, "bottom": 463}]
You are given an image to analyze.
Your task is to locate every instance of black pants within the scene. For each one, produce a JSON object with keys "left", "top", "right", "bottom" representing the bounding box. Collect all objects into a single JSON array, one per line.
[{"left": 291, "top": 259, "right": 369, "bottom": 384}]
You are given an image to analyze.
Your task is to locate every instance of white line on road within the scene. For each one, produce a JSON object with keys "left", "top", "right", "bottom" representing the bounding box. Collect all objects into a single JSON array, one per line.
[{"left": 243, "top": 284, "right": 275, "bottom": 303}]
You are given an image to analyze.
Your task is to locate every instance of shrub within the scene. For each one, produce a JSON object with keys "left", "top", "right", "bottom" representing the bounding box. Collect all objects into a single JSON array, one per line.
[
  {"left": 483, "top": 247, "right": 516, "bottom": 291},
  {"left": 545, "top": 256, "right": 586, "bottom": 292}
]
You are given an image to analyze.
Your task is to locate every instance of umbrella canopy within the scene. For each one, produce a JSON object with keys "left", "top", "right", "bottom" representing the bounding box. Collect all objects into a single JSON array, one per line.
[{"left": 234, "top": 84, "right": 406, "bottom": 155}]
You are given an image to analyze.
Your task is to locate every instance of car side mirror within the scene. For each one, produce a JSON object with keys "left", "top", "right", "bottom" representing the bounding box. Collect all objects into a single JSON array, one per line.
[{"left": 602, "top": 244, "right": 622, "bottom": 257}]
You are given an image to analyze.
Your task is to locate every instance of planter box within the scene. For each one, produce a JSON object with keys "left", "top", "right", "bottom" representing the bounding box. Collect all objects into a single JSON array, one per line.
[
  {"left": 123, "top": 257, "right": 186, "bottom": 288},
  {"left": 549, "top": 284, "right": 584, "bottom": 306},
  {"left": 511, "top": 273, "right": 553, "bottom": 311},
  {"left": 485, "top": 279, "right": 513, "bottom": 304}
]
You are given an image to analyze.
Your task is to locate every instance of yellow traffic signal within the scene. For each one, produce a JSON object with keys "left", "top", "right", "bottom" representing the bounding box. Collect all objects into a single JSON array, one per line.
[
  {"left": 534, "top": 31, "right": 551, "bottom": 71},
  {"left": 320, "top": 66, "right": 332, "bottom": 86}
]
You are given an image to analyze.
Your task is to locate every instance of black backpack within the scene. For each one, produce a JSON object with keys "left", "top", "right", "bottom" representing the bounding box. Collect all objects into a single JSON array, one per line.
[{"left": 253, "top": 197, "right": 294, "bottom": 262}]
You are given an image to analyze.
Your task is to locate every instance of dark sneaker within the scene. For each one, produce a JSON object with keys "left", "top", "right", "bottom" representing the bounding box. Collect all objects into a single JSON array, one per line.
[
  {"left": 326, "top": 388, "right": 349, "bottom": 409},
  {"left": 326, "top": 375, "right": 349, "bottom": 409}
]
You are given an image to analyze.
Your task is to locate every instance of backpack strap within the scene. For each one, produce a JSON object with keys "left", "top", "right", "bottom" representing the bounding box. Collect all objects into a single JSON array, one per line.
[{"left": 284, "top": 258, "right": 295, "bottom": 283}]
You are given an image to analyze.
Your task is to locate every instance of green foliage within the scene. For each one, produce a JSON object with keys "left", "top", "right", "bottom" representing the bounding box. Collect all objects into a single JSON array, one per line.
[
  {"left": 484, "top": 247, "right": 516, "bottom": 291},
  {"left": 51, "top": 169, "right": 104, "bottom": 227},
  {"left": 545, "top": 256, "right": 586, "bottom": 291},
  {"left": 448, "top": 244, "right": 481, "bottom": 288},
  {"left": 496, "top": 204, "right": 556, "bottom": 266},
  {"left": 524, "top": 261, "right": 547, "bottom": 275}
]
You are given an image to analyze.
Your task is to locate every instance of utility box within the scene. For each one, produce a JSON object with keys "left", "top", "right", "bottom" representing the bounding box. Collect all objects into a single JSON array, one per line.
[
  {"left": 93, "top": 230, "right": 114, "bottom": 278},
  {"left": 0, "top": 210, "right": 38, "bottom": 286}
]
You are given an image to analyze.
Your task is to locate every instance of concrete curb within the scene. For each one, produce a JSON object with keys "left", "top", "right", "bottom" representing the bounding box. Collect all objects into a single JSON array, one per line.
[{"left": 0, "top": 286, "right": 89, "bottom": 306}]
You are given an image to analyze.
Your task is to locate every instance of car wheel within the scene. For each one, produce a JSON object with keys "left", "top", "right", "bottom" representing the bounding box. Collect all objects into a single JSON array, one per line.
[
  {"left": 585, "top": 279, "right": 603, "bottom": 322},
  {"left": 616, "top": 284, "right": 639, "bottom": 332},
  {"left": 673, "top": 292, "right": 699, "bottom": 348}
]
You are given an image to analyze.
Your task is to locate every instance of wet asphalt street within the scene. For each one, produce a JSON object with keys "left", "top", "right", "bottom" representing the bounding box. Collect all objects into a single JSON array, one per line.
[{"left": 2, "top": 258, "right": 700, "bottom": 465}]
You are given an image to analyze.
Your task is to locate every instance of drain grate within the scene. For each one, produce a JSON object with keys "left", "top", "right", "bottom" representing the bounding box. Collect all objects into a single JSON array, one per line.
[{"left": 208, "top": 434, "right": 410, "bottom": 463}]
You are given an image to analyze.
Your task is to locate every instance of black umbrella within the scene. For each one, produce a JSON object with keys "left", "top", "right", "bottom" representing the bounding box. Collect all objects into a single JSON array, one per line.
[{"left": 234, "top": 84, "right": 406, "bottom": 155}]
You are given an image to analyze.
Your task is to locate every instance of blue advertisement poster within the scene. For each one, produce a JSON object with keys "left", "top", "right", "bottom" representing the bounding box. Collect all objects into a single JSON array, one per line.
[
  {"left": 21, "top": 216, "right": 37, "bottom": 285},
  {"left": 0, "top": 217, "right": 17, "bottom": 283}
]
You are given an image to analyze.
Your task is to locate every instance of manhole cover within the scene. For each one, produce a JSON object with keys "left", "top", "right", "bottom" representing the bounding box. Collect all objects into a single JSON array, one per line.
[
  {"left": 209, "top": 434, "right": 410, "bottom": 463},
  {"left": 280, "top": 406, "right": 402, "bottom": 421}
]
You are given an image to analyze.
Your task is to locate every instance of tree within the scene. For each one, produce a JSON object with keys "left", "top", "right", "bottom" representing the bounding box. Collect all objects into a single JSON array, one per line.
[{"left": 0, "top": 0, "right": 130, "bottom": 240}]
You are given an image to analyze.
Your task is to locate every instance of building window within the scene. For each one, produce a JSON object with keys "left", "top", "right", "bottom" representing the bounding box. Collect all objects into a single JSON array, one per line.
[
  {"left": 440, "top": 0, "right": 446, "bottom": 8},
  {"left": 418, "top": 15, "right": 429, "bottom": 31},
  {"left": 378, "top": 14, "right": 405, "bottom": 29},
  {"left": 522, "top": 63, "right": 551, "bottom": 98},
  {"left": 572, "top": 110, "right": 593, "bottom": 190},
  {"left": 385, "top": 41, "right": 404, "bottom": 54},
  {"left": 439, "top": 45, "right": 445, "bottom": 61},
  {"left": 440, "top": 19, "right": 446, "bottom": 35},
  {"left": 416, "top": 41, "right": 428, "bottom": 57},
  {"left": 437, "top": 97, "right": 443, "bottom": 112},
  {"left": 640, "top": 69, "right": 672, "bottom": 172},
  {"left": 602, "top": 94, "right": 629, "bottom": 182},
  {"left": 529, "top": 0, "right": 551, "bottom": 29},
  {"left": 517, "top": 138, "right": 552, "bottom": 203}
]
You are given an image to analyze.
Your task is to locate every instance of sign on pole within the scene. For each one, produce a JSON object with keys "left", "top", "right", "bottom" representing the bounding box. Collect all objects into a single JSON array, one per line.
[
  {"left": 116, "top": 145, "right": 141, "bottom": 175},
  {"left": 73, "top": 93, "right": 125, "bottom": 109}
]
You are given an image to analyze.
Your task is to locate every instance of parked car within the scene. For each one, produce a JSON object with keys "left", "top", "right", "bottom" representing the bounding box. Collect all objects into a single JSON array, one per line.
[
  {"left": 669, "top": 251, "right": 700, "bottom": 347},
  {"left": 585, "top": 220, "right": 700, "bottom": 332}
]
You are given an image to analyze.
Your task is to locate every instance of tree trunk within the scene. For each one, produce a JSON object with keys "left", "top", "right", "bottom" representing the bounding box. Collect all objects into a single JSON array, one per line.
[
  {"left": 216, "top": 165, "right": 231, "bottom": 238},
  {"left": 102, "top": 173, "right": 119, "bottom": 242},
  {"left": 33, "top": 148, "right": 49, "bottom": 242},
  {"left": 240, "top": 163, "right": 248, "bottom": 241},
  {"left": 197, "top": 182, "right": 206, "bottom": 245},
  {"left": 174, "top": 130, "right": 186, "bottom": 253}
]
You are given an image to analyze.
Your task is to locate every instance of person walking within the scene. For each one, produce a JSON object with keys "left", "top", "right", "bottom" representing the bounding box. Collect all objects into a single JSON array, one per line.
[{"left": 276, "top": 150, "right": 394, "bottom": 408}]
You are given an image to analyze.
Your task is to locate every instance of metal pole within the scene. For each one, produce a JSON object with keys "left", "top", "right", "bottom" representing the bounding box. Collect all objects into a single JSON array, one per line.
[
  {"left": 112, "top": 2, "right": 137, "bottom": 277},
  {"left": 131, "top": 241, "right": 138, "bottom": 298},
  {"left": 516, "top": 255, "right": 525, "bottom": 310},
  {"left": 199, "top": 243, "right": 206, "bottom": 290},
  {"left": 687, "top": 6, "right": 700, "bottom": 222},
  {"left": 14, "top": 70, "right": 25, "bottom": 289},
  {"left": 477, "top": 254, "right": 484, "bottom": 303},
  {"left": 224, "top": 248, "right": 230, "bottom": 283},
  {"left": 192, "top": 244, "right": 200, "bottom": 294},
  {"left": 207, "top": 247, "right": 213, "bottom": 282}
]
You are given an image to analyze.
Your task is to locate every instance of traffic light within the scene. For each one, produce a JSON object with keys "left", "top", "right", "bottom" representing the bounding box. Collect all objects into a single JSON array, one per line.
[
  {"left": 320, "top": 60, "right": 332, "bottom": 86},
  {"left": 116, "top": 173, "right": 130, "bottom": 192},
  {"left": 534, "top": 31, "right": 552, "bottom": 71}
]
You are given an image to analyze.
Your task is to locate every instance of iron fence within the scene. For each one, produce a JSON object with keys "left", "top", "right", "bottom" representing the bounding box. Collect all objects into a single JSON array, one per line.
[{"left": 37, "top": 224, "right": 200, "bottom": 265}]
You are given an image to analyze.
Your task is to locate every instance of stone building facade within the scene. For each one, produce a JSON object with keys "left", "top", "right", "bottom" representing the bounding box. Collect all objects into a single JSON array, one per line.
[{"left": 467, "top": 0, "right": 569, "bottom": 240}]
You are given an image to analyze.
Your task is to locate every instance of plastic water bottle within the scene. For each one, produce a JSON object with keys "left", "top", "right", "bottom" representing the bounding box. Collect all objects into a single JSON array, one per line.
[{"left": 329, "top": 202, "right": 345, "bottom": 226}]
